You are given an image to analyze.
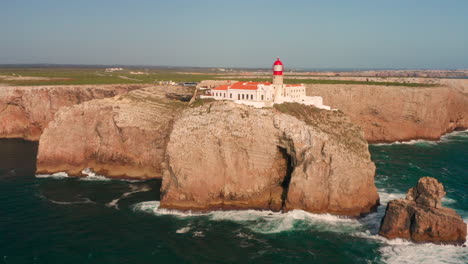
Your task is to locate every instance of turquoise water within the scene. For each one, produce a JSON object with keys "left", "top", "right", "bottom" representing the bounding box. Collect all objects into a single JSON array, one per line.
[{"left": 0, "top": 132, "right": 467, "bottom": 264}]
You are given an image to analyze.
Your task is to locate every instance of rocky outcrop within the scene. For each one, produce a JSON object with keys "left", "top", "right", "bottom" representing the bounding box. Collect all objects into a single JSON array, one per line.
[
  {"left": 160, "top": 101, "right": 379, "bottom": 217},
  {"left": 307, "top": 82, "right": 468, "bottom": 143},
  {"left": 35, "top": 90, "right": 380, "bottom": 216},
  {"left": 379, "top": 177, "right": 467, "bottom": 245},
  {"left": 0, "top": 84, "right": 144, "bottom": 140},
  {"left": 36, "top": 86, "right": 190, "bottom": 179}
]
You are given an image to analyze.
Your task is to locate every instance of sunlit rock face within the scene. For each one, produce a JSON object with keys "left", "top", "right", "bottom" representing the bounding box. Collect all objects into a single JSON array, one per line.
[
  {"left": 36, "top": 86, "right": 189, "bottom": 180},
  {"left": 160, "top": 101, "right": 379, "bottom": 217},
  {"left": 0, "top": 84, "right": 143, "bottom": 140},
  {"left": 308, "top": 83, "right": 468, "bottom": 143}
]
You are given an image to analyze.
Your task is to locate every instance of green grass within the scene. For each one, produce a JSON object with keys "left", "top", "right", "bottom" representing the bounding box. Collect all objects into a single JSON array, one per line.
[
  {"left": 0, "top": 68, "right": 218, "bottom": 86},
  {"left": 0, "top": 67, "right": 437, "bottom": 87},
  {"left": 273, "top": 102, "right": 368, "bottom": 157},
  {"left": 234, "top": 78, "right": 436, "bottom": 87}
]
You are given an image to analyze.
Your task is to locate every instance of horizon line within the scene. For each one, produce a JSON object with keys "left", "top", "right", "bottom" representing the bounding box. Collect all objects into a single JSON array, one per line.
[{"left": 0, "top": 63, "right": 466, "bottom": 72}]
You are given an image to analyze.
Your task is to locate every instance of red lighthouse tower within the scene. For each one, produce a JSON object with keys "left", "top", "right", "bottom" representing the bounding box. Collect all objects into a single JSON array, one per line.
[
  {"left": 272, "top": 57, "right": 284, "bottom": 86},
  {"left": 273, "top": 57, "right": 285, "bottom": 103}
]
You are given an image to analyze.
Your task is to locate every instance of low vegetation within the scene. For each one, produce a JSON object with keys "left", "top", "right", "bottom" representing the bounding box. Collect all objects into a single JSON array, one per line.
[
  {"left": 274, "top": 103, "right": 368, "bottom": 156},
  {"left": 0, "top": 67, "right": 436, "bottom": 87},
  {"left": 236, "top": 78, "right": 436, "bottom": 87},
  {"left": 0, "top": 68, "right": 218, "bottom": 86},
  {"left": 190, "top": 98, "right": 216, "bottom": 108}
]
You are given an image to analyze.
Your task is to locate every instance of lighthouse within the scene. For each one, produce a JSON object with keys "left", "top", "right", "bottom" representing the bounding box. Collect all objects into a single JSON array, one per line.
[
  {"left": 206, "top": 57, "right": 331, "bottom": 109},
  {"left": 272, "top": 57, "right": 284, "bottom": 85},
  {"left": 273, "top": 57, "right": 284, "bottom": 103}
]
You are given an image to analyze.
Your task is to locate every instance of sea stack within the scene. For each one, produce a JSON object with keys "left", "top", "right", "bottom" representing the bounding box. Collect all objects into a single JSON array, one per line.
[
  {"left": 159, "top": 101, "right": 379, "bottom": 217},
  {"left": 379, "top": 177, "right": 467, "bottom": 245}
]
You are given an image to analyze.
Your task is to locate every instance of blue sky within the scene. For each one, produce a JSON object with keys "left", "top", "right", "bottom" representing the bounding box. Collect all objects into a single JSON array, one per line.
[{"left": 1, "top": 0, "right": 467, "bottom": 69}]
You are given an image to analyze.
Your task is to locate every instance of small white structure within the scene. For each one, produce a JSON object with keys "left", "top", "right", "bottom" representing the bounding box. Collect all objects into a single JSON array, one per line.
[
  {"left": 105, "top": 67, "right": 124, "bottom": 72},
  {"left": 157, "top": 80, "right": 177, "bottom": 85},
  {"left": 201, "top": 58, "right": 330, "bottom": 109}
]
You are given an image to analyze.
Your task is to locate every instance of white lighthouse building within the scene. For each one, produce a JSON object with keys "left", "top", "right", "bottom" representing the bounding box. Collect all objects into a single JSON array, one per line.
[{"left": 202, "top": 58, "right": 330, "bottom": 109}]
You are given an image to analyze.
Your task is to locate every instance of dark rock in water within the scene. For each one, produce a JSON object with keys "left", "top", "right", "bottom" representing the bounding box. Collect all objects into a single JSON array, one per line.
[{"left": 379, "top": 177, "right": 467, "bottom": 245}]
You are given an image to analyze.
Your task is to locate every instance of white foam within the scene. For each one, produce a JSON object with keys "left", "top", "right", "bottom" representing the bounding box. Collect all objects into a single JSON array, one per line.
[
  {"left": 132, "top": 189, "right": 467, "bottom": 263},
  {"left": 47, "top": 197, "right": 94, "bottom": 205},
  {"left": 357, "top": 190, "right": 468, "bottom": 264},
  {"left": 176, "top": 226, "right": 191, "bottom": 234},
  {"left": 373, "top": 129, "right": 468, "bottom": 146},
  {"left": 442, "top": 197, "right": 457, "bottom": 205},
  {"left": 79, "top": 168, "right": 146, "bottom": 182},
  {"left": 378, "top": 189, "right": 406, "bottom": 204},
  {"left": 36, "top": 168, "right": 145, "bottom": 182},
  {"left": 440, "top": 129, "right": 468, "bottom": 142},
  {"left": 80, "top": 168, "right": 111, "bottom": 181},
  {"left": 132, "top": 201, "right": 360, "bottom": 234},
  {"left": 192, "top": 231, "right": 205, "bottom": 237},
  {"left": 106, "top": 184, "right": 151, "bottom": 209},
  {"left": 35, "top": 172, "right": 69, "bottom": 179},
  {"left": 373, "top": 139, "right": 437, "bottom": 146},
  {"left": 379, "top": 237, "right": 468, "bottom": 264}
]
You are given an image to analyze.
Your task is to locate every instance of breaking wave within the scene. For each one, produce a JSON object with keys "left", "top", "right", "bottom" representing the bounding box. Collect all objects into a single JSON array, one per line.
[
  {"left": 36, "top": 172, "right": 69, "bottom": 179},
  {"left": 176, "top": 226, "right": 191, "bottom": 234},
  {"left": 373, "top": 129, "right": 468, "bottom": 146},
  {"left": 35, "top": 168, "right": 144, "bottom": 182},
  {"left": 47, "top": 197, "right": 95, "bottom": 205},
  {"left": 106, "top": 184, "right": 152, "bottom": 209},
  {"left": 133, "top": 188, "right": 467, "bottom": 263},
  {"left": 79, "top": 168, "right": 111, "bottom": 181}
]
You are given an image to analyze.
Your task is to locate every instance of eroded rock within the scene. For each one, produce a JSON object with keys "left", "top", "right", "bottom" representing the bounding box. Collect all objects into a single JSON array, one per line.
[
  {"left": 379, "top": 177, "right": 467, "bottom": 245},
  {"left": 0, "top": 84, "right": 143, "bottom": 140},
  {"left": 308, "top": 83, "right": 468, "bottom": 143},
  {"left": 36, "top": 86, "right": 189, "bottom": 179},
  {"left": 160, "top": 101, "right": 379, "bottom": 217}
]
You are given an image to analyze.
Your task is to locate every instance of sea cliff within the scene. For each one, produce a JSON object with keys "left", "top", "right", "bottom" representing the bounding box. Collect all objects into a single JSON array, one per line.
[
  {"left": 159, "top": 101, "right": 379, "bottom": 216},
  {"left": 0, "top": 84, "right": 143, "bottom": 140},
  {"left": 35, "top": 92, "right": 380, "bottom": 216},
  {"left": 307, "top": 82, "right": 468, "bottom": 143},
  {"left": 36, "top": 86, "right": 188, "bottom": 179}
]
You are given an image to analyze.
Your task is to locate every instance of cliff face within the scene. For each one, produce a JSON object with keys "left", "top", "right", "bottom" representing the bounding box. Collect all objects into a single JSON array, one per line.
[
  {"left": 308, "top": 83, "right": 468, "bottom": 143},
  {"left": 0, "top": 85, "right": 143, "bottom": 141},
  {"left": 36, "top": 86, "right": 188, "bottom": 179},
  {"left": 160, "top": 101, "right": 379, "bottom": 216},
  {"left": 36, "top": 90, "right": 379, "bottom": 216}
]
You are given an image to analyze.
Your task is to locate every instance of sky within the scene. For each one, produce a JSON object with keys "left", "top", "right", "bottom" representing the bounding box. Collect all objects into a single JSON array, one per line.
[{"left": 1, "top": 0, "right": 468, "bottom": 69}]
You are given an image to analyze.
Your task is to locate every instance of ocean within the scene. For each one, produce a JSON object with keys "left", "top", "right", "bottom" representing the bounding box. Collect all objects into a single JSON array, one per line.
[{"left": 0, "top": 131, "right": 467, "bottom": 264}]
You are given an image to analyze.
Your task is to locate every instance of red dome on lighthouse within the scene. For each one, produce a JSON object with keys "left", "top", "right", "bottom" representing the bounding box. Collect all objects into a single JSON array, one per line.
[
  {"left": 273, "top": 57, "right": 283, "bottom": 66},
  {"left": 272, "top": 57, "right": 284, "bottom": 75}
]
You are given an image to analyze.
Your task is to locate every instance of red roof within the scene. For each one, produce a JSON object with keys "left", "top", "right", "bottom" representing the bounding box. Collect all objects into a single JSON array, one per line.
[
  {"left": 212, "top": 81, "right": 304, "bottom": 92},
  {"left": 212, "top": 85, "right": 229, "bottom": 91},
  {"left": 212, "top": 82, "right": 272, "bottom": 91}
]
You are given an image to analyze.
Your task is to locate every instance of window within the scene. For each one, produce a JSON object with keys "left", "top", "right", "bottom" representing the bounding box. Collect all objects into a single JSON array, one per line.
[
  {"left": 230, "top": 94, "right": 232, "bottom": 99},
  {"left": 242, "top": 94, "right": 244, "bottom": 100},
  {"left": 261, "top": 95, "right": 264, "bottom": 100},
  {"left": 251, "top": 94, "right": 253, "bottom": 100},
  {"left": 238, "top": 94, "right": 240, "bottom": 100}
]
